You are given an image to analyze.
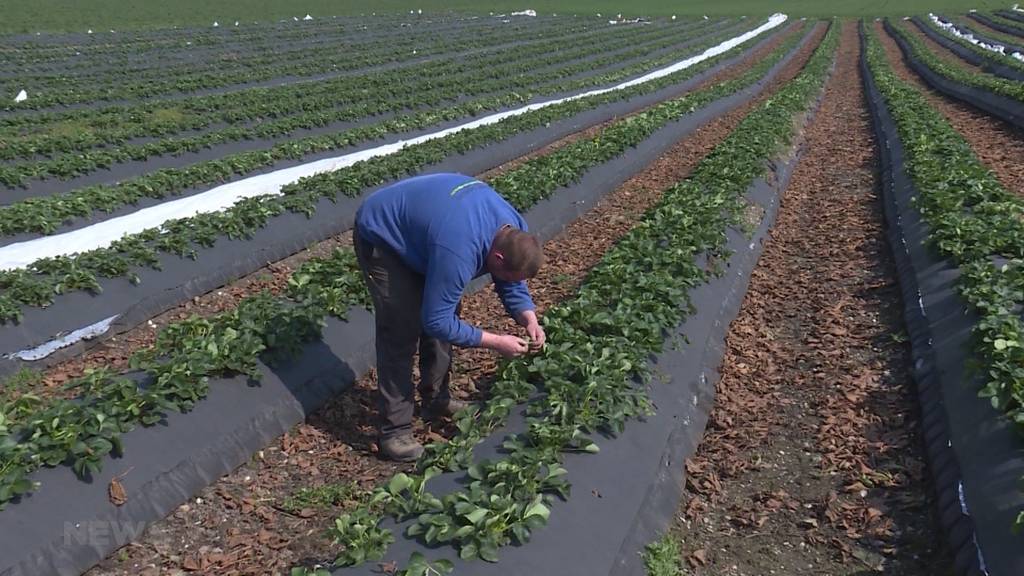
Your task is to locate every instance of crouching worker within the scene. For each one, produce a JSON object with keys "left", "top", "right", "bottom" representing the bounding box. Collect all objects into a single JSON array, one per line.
[{"left": 353, "top": 173, "right": 546, "bottom": 462}]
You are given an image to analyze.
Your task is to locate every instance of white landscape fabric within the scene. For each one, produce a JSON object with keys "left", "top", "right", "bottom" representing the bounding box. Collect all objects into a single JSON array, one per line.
[{"left": 0, "top": 13, "right": 788, "bottom": 272}]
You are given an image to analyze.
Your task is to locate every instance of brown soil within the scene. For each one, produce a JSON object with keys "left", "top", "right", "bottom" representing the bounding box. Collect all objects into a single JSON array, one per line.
[
  {"left": 877, "top": 20, "right": 1024, "bottom": 196},
  {"left": 27, "top": 20, "right": 806, "bottom": 402},
  {"left": 672, "top": 22, "right": 950, "bottom": 576},
  {"left": 85, "top": 23, "right": 829, "bottom": 576}
]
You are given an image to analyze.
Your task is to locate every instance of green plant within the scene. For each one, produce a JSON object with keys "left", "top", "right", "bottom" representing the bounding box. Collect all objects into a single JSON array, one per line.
[
  {"left": 280, "top": 481, "right": 364, "bottom": 513},
  {"left": 643, "top": 534, "right": 684, "bottom": 576},
  {"left": 325, "top": 509, "right": 395, "bottom": 567},
  {"left": 397, "top": 552, "right": 454, "bottom": 576}
]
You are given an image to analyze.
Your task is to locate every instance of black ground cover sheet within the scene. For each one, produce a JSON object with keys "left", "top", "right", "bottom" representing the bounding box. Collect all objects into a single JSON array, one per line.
[{"left": 861, "top": 24, "right": 1024, "bottom": 576}]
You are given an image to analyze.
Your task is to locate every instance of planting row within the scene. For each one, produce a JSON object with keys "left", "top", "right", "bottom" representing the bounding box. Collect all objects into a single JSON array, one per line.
[
  {"left": 0, "top": 19, "right": 788, "bottom": 338},
  {"left": 0, "top": 16, "right": 508, "bottom": 78},
  {"left": 865, "top": 18, "right": 1024, "bottom": 541},
  {"left": 0, "top": 20, "right": 717, "bottom": 172},
  {"left": 0, "top": 20, "right": 709, "bottom": 146},
  {"left": 0, "top": 17, "right": 808, "bottom": 511},
  {"left": 0, "top": 13, "right": 451, "bottom": 66},
  {"left": 0, "top": 18, "right": 700, "bottom": 140},
  {"left": 2, "top": 18, "right": 608, "bottom": 109}
]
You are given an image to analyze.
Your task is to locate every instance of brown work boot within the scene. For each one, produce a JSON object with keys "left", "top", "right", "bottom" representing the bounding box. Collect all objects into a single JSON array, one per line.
[
  {"left": 379, "top": 434, "right": 424, "bottom": 462},
  {"left": 423, "top": 398, "right": 471, "bottom": 420}
]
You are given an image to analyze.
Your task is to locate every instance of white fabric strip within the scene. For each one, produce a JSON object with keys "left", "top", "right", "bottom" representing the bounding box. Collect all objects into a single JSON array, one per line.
[{"left": 0, "top": 14, "right": 787, "bottom": 271}]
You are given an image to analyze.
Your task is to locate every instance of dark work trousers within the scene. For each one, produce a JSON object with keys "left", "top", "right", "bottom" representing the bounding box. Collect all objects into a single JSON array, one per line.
[{"left": 353, "top": 227, "right": 455, "bottom": 439}]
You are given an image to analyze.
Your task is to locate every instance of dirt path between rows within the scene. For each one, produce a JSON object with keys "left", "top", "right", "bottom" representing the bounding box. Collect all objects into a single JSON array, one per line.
[
  {"left": 85, "top": 24, "right": 829, "bottom": 576},
  {"left": 876, "top": 20, "right": 1024, "bottom": 197},
  {"left": 672, "top": 22, "right": 951, "bottom": 576}
]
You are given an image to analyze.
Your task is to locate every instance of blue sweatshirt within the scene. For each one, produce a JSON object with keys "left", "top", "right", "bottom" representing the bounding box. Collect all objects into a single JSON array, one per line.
[{"left": 355, "top": 173, "right": 536, "bottom": 347}]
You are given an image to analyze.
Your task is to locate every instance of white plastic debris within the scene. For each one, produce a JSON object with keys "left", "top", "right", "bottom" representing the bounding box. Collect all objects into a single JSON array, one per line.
[
  {"left": 235, "top": 21, "right": 239, "bottom": 26},
  {"left": 87, "top": 29, "right": 93, "bottom": 34},
  {"left": 292, "top": 16, "right": 299, "bottom": 21},
  {"left": 703, "top": 14, "right": 709, "bottom": 19},
  {"left": 213, "top": 21, "right": 219, "bottom": 27},
  {"left": 511, "top": 9, "right": 537, "bottom": 17},
  {"left": 417, "top": 8, "right": 422, "bottom": 14},
  {"left": 303, "top": 14, "right": 313, "bottom": 20},
  {"left": 1015, "top": 3, "right": 1024, "bottom": 12},
  {"left": 14, "top": 89, "right": 27, "bottom": 103},
  {"left": 671, "top": 15, "right": 677, "bottom": 20},
  {"left": 0, "top": 13, "right": 790, "bottom": 271}
]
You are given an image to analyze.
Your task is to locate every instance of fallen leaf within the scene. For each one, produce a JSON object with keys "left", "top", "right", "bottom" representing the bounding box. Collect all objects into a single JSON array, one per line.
[{"left": 108, "top": 478, "right": 127, "bottom": 506}]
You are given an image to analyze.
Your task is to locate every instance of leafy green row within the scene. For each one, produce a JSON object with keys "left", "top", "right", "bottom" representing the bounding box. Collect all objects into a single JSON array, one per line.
[
  {"left": 0, "top": 16, "right": 427, "bottom": 65},
  {"left": 0, "top": 23, "right": 708, "bottom": 168},
  {"left": 0, "top": 21, "right": 690, "bottom": 152},
  {"left": 886, "top": 19, "right": 1024, "bottom": 102},
  {"left": 1, "top": 17, "right": 559, "bottom": 89},
  {"left": 0, "top": 20, "right": 697, "bottom": 148},
  {"left": 988, "top": 11, "right": 1024, "bottom": 34},
  {"left": 918, "top": 15, "right": 1024, "bottom": 72},
  {"left": 865, "top": 24, "right": 1024, "bottom": 534},
  {"left": 0, "top": 19, "right": 781, "bottom": 323},
  {"left": 3, "top": 19, "right": 600, "bottom": 109},
  {"left": 0, "top": 19, "right": 803, "bottom": 510},
  {"left": 317, "top": 21, "right": 836, "bottom": 571}
]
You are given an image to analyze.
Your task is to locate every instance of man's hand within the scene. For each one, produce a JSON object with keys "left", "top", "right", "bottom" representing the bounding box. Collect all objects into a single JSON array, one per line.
[
  {"left": 525, "top": 320, "right": 546, "bottom": 351},
  {"left": 516, "top": 309, "right": 546, "bottom": 351},
  {"left": 481, "top": 332, "right": 530, "bottom": 358}
]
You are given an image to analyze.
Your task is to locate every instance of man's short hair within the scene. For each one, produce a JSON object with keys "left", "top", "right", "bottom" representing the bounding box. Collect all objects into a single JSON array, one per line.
[{"left": 494, "top": 229, "right": 544, "bottom": 277}]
